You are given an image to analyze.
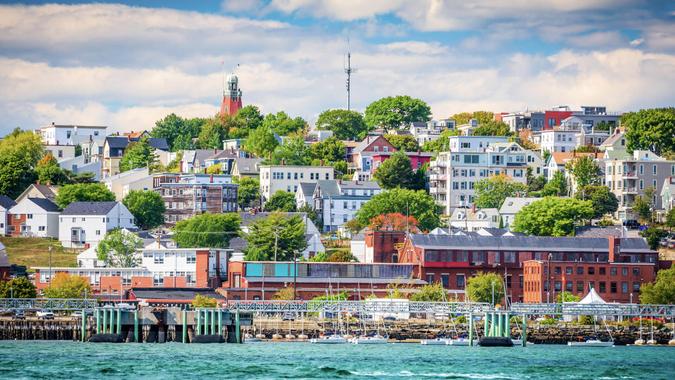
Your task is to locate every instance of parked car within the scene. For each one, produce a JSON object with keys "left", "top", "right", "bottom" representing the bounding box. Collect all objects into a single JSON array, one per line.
[
  {"left": 36, "top": 310, "right": 54, "bottom": 320},
  {"left": 12, "top": 310, "right": 26, "bottom": 320},
  {"left": 622, "top": 220, "right": 640, "bottom": 229},
  {"left": 282, "top": 312, "right": 296, "bottom": 321}
]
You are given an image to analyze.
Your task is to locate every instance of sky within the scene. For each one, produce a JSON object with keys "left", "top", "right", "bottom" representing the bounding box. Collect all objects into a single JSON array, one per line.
[{"left": 0, "top": 0, "right": 674, "bottom": 135}]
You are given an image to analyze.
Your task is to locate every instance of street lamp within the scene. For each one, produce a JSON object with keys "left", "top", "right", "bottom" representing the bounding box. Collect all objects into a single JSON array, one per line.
[
  {"left": 293, "top": 250, "right": 298, "bottom": 301},
  {"left": 10, "top": 287, "right": 13, "bottom": 299},
  {"left": 630, "top": 293, "right": 633, "bottom": 304},
  {"left": 48, "top": 245, "right": 53, "bottom": 284},
  {"left": 491, "top": 280, "right": 495, "bottom": 306}
]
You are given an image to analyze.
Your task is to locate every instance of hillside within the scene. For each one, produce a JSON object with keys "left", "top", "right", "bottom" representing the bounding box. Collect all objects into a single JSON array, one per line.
[{"left": 0, "top": 237, "right": 78, "bottom": 270}]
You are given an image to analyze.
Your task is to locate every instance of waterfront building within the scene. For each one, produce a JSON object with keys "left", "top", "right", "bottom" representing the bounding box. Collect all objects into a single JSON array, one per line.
[
  {"left": 7, "top": 198, "right": 60, "bottom": 238},
  {"left": 0, "top": 195, "right": 17, "bottom": 236},
  {"left": 59, "top": 201, "right": 137, "bottom": 249},
  {"left": 312, "top": 180, "right": 382, "bottom": 232},
  {"left": 259, "top": 165, "right": 334, "bottom": 201}
]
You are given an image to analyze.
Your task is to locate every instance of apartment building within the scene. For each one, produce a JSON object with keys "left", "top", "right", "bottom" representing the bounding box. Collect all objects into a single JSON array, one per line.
[
  {"left": 59, "top": 201, "right": 137, "bottom": 249},
  {"left": 36, "top": 123, "right": 107, "bottom": 146},
  {"left": 259, "top": 165, "right": 334, "bottom": 201},
  {"left": 408, "top": 119, "right": 456, "bottom": 145},
  {"left": 604, "top": 150, "right": 675, "bottom": 220},
  {"left": 312, "top": 180, "right": 382, "bottom": 232},
  {"left": 102, "top": 167, "right": 153, "bottom": 201},
  {"left": 539, "top": 128, "right": 579, "bottom": 153},
  {"left": 153, "top": 173, "right": 238, "bottom": 225}
]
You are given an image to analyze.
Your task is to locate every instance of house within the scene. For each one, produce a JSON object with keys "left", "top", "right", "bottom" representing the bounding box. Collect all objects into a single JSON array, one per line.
[
  {"left": 102, "top": 136, "right": 169, "bottom": 178},
  {"left": 36, "top": 123, "right": 107, "bottom": 146},
  {"left": 456, "top": 119, "right": 479, "bottom": 135},
  {"left": 259, "top": 165, "right": 334, "bottom": 201},
  {"left": 539, "top": 127, "right": 579, "bottom": 154},
  {"left": 599, "top": 130, "right": 626, "bottom": 152},
  {"left": 576, "top": 127, "right": 610, "bottom": 148},
  {"left": 545, "top": 151, "right": 603, "bottom": 183},
  {"left": 448, "top": 208, "right": 500, "bottom": 231},
  {"left": 370, "top": 151, "right": 434, "bottom": 173},
  {"left": 59, "top": 201, "right": 137, "bottom": 249},
  {"left": 15, "top": 184, "right": 59, "bottom": 204},
  {"left": 7, "top": 198, "right": 60, "bottom": 238},
  {"left": 181, "top": 149, "right": 236, "bottom": 174},
  {"left": 44, "top": 145, "right": 76, "bottom": 162},
  {"left": 499, "top": 197, "right": 540, "bottom": 230},
  {"left": 295, "top": 182, "right": 316, "bottom": 209},
  {"left": 153, "top": 173, "right": 238, "bottom": 226},
  {"left": 312, "top": 180, "right": 382, "bottom": 232},
  {"left": 231, "top": 157, "right": 264, "bottom": 179},
  {"left": 352, "top": 135, "right": 397, "bottom": 174},
  {"left": 661, "top": 176, "right": 675, "bottom": 212},
  {"left": 408, "top": 119, "right": 456, "bottom": 146},
  {"left": 237, "top": 212, "right": 324, "bottom": 258},
  {"left": 102, "top": 167, "right": 153, "bottom": 200},
  {"left": 0, "top": 195, "right": 17, "bottom": 236},
  {"left": 57, "top": 155, "right": 102, "bottom": 180}
]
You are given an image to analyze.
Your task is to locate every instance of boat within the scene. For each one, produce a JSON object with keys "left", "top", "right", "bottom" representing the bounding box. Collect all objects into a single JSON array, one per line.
[
  {"left": 511, "top": 339, "right": 523, "bottom": 346},
  {"left": 351, "top": 335, "right": 388, "bottom": 344},
  {"left": 634, "top": 339, "right": 646, "bottom": 345},
  {"left": 244, "top": 336, "right": 262, "bottom": 343},
  {"left": 447, "top": 338, "right": 471, "bottom": 346},
  {"left": 420, "top": 338, "right": 450, "bottom": 345},
  {"left": 567, "top": 339, "right": 614, "bottom": 347},
  {"left": 255, "top": 333, "right": 266, "bottom": 340},
  {"left": 478, "top": 337, "right": 514, "bottom": 347},
  {"left": 646, "top": 339, "right": 658, "bottom": 345},
  {"left": 310, "top": 335, "right": 347, "bottom": 344},
  {"left": 297, "top": 334, "right": 309, "bottom": 340}
]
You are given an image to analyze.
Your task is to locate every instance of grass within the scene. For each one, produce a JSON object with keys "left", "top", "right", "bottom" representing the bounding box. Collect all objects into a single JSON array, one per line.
[{"left": 0, "top": 237, "right": 78, "bottom": 270}]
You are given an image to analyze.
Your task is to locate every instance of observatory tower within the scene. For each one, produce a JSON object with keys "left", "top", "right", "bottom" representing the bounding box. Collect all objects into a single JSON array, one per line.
[{"left": 220, "top": 73, "right": 242, "bottom": 116}]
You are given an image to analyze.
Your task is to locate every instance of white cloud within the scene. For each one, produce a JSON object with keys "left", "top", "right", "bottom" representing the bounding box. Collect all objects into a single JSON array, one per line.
[{"left": 221, "top": 0, "right": 266, "bottom": 12}]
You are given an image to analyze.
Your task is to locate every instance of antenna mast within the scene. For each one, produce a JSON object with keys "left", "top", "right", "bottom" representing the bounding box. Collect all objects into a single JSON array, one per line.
[{"left": 344, "top": 39, "right": 357, "bottom": 111}]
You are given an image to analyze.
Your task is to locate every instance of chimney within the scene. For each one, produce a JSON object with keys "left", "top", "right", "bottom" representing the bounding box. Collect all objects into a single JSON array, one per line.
[
  {"left": 608, "top": 236, "right": 619, "bottom": 262},
  {"left": 52, "top": 122, "right": 55, "bottom": 126},
  {"left": 210, "top": 174, "right": 214, "bottom": 183},
  {"left": 471, "top": 204, "right": 476, "bottom": 213}
]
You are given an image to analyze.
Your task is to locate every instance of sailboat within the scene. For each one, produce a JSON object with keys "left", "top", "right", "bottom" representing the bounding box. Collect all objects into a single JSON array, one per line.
[
  {"left": 634, "top": 316, "right": 645, "bottom": 345},
  {"left": 646, "top": 318, "right": 657, "bottom": 345},
  {"left": 311, "top": 284, "right": 346, "bottom": 344},
  {"left": 568, "top": 316, "right": 613, "bottom": 347}
]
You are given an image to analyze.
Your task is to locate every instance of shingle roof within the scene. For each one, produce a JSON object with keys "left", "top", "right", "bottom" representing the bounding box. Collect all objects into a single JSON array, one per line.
[
  {"left": 29, "top": 198, "right": 60, "bottom": 212},
  {"left": 575, "top": 226, "right": 626, "bottom": 238},
  {"left": 354, "top": 135, "right": 391, "bottom": 153},
  {"left": 33, "top": 184, "right": 59, "bottom": 201},
  {"left": 0, "top": 195, "right": 16, "bottom": 210},
  {"left": 499, "top": 197, "right": 541, "bottom": 215},
  {"left": 298, "top": 182, "right": 317, "bottom": 196},
  {"left": 106, "top": 136, "right": 129, "bottom": 149},
  {"left": 61, "top": 201, "right": 118, "bottom": 215},
  {"left": 234, "top": 158, "right": 263, "bottom": 174},
  {"left": 148, "top": 138, "right": 169, "bottom": 151}
]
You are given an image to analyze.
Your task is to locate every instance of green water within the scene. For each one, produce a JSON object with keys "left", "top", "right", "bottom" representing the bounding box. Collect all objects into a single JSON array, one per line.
[{"left": 0, "top": 341, "right": 672, "bottom": 379}]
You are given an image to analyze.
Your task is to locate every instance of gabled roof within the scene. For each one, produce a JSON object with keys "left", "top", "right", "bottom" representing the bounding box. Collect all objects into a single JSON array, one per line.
[
  {"left": 600, "top": 131, "right": 624, "bottom": 148},
  {"left": 499, "top": 197, "right": 540, "bottom": 215},
  {"left": 354, "top": 135, "right": 393, "bottom": 153},
  {"left": 298, "top": 182, "right": 317, "bottom": 196},
  {"left": 574, "top": 226, "right": 626, "bottom": 238},
  {"left": 550, "top": 152, "right": 602, "bottom": 165},
  {"left": 106, "top": 136, "right": 129, "bottom": 149},
  {"left": 0, "top": 195, "right": 16, "bottom": 210},
  {"left": 61, "top": 201, "right": 118, "bottom": 216},
  {"left": 148, "top": 138, "right": 169, "bottom": 151},
  {"left": 234, "top": 158, "right": 263, "bottom": 174},
  {"left": 28, "top": 198, "right": 60, "bottom": 212},
  {"left": 450, "top": 208, "right": 499, "bottom": 222}
]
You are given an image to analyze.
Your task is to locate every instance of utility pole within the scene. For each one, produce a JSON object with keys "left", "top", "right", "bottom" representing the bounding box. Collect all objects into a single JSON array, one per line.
[
  {"left": 344, "top": 39, "right": 357, "bottom": 111},
  {"left": 293, "top": 250, "right": 298, "bottom": 300},
  {"left": 491, "top": 280, "right": 495, "bottom": 306},
  {"left": 48, "top": 246, "right": 53, "bottom": 284},
  {"left": 273, "top": 228, "right": 279, "bottom": 262}
]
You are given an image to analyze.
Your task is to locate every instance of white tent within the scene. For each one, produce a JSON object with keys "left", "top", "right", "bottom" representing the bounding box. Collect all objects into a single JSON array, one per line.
[{"left": 578, "top": 287, "right": 607, "bottom": 304}]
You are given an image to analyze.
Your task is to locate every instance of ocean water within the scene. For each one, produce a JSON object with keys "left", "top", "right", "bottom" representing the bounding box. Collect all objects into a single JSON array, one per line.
[{"left": 0, "top": 341, "right": 672, "bottom": 379}]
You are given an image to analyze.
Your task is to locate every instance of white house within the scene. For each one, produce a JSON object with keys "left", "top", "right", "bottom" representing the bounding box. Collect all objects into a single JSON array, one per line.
[
  {"left": 0, "top": 195, "right": 17, "bottom": 236},
  {"left": 295, "top": 183, "right": 317, "bottom": 209},
  {"left": 8, "top": 198, "right": 60, "bottom": 238},
  {"left": 259, "top": 165, "right": 334, "bottom": 201},
  {"left": 661, "top": 176, "right": 675, "bottom": 212},
  {"left": 448, "top": 208, "right": 500, "bottom": 231},
  {"left": 59, "top": 201, "right": 137, "bottom": 249},
  {"left": 36, "top": 123, "right": 107, "bottom": 146},
  {"left": 499, "top": 197, "right": 540, "bottom": 230},
  {"left": 102, "top": 167, "right": 153, "bottom": 201},
  {"left": 540, "top": 128, "right": 579, "bottom": 154},
  {"left": 409, "top": 119, "right": 456, "bottom": 146},
  {"left": 312, "top": 180, "right": 382, "bottom": 232}
]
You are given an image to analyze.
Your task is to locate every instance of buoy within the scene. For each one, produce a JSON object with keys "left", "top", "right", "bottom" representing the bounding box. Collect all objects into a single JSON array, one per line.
[{"left": 634, "top": 339, "right": 645, "bottom": 345}]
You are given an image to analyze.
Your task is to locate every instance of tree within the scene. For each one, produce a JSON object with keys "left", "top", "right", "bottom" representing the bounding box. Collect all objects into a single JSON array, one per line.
[
  {"left": 262, "top": 111, "right": 306, "bottom": 136},
  {"left": 594, "top": 121, "right": 611, "bottom": 132},
  {"left": 309, "top": 137, "right": 346, "bottom": 164},
  {"left": 451, "top": 111, "right": 494, "bottom": 125},
  {"left": 410, "top": 282, "right": 446, "bottom": 302},
  {"left": 119, "top": 136, "right": 157, "bottom": 172},
  {"left": 473, "top": 120, "right": 511, "bottom": 136},
  {"left": 632, "top": 187, "right": 655, "bottom": 223},
  {"left": 273, "top": 287, "right": 296, "bottom": 300},
  {"left": 639, "top": 227, "right": 667, "bottom": 250},
  {"left": 192, "top": 294, "right": 218, "bottom": 308},
  {"left": 264, "top": 191, "right": 297, "bottom": 212},
  {"left": 0, "top": 277, "right": 37, "bottom": 298},
  {"left": 96, "top": 229, "right": 143, "bottom": 267},
  {"left": 466, "top": 272, "right": 504, "bottom": 305},
  {"left": 316, "top": 109, "right": 370, "bottom": 140},
  {"left": 197, "top": 116, "right": 230, "bottom": 149},
  {"left": 298, "top": 204, "right": 321, "bottom": 230},
  {"left": 243, "top": 125, "right": 278, "bottom": 158},
  {"left": 667, "top": 208, "right": 675, "bottom": 229},
  {"left": 327, "top": 250, "right": 357, "bottom": 262},
  {"left": 122, "top": 190, "right": 166, "bottom": 230},
  {"left": 35, "top": 153, "right": 67, "bottom": 185},
  {"left": 557, "top": 293, "right": 581, "bottom": 303},
  {"left": 309, "top": 252, "right": 329, "bottom": 262},
  {"left": 384, "top": 134, "right": 419, "bottom": 152},
  {"left": 364, "top": 96, "right": 431, "bottom": 131},
  {"left": 269, "top": 136, "right": 311, "bottom": 165},
  {"left": 640, "top": 267, "right": 675, "bottom": 304},
  {"left": 512, "top": 197, "right": 594, "bottom": 236},
  {"left": 231, "top": 105, "right": 264, "bottom": 138},
  {"left": 55, "top": 183, "right": 115, "bottom": 209},
  {"left": 356, "top": 188, "right": 440, "bottom": 231},
  {"left": 151, "top": 113, "right": 204, "bottom": 151},
  {"left": 373, "top": 152, "right": 416, "bottom": 189},
  {"left": 244, "top": 212, "right": 307, "bottom": 261},
  {"left": 575, "top": 185, "right": 618, "bottom": 219},
  {"left": 0, "top": 129, "right": 44, "bottom": 198},
  {"left": 566, "top": 156, "right": 601, "bottom": 190},
  {"left": 526, "top": 167, "right": 546, "bottom": 193},
  {"left": 473, "top": 175, "right": 528, "bottom": 209},
  {"left": 43, "top": 273, "right": 91, "bottom": 298},
  {"left": 623, "top": 108, "right": 675, "bottom": 156},
  {"left": 205, "top": 163, "right": 223, "bottom": 174},
  {"left": 421, "top": 128, "right": 460, "bottom": 152},
  {"left": 234, "top": 177, "right": 260, "bottom": 210},
  {"left": 450, "top": 112, "right": 474, "bottom": 125},
  {"left": 173, "top": 213, "right": 241, "bottom": 248},
  {"left": 368, "top": 213, "right": 419, "bottom": 232},
  {"left": 541, "top": 171, "right": 568, "bottom": 196}
]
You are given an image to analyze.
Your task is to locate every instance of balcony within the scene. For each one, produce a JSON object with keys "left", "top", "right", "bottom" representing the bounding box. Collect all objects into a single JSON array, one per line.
[
  {"left": 430, "top": 187, "right": 447, "bottom": 195},
  {"left": 623, "top": 187, "right": 638, "bottom": 194},
  {"left": 429, "top": 173, "right": 448, "bottom": 181},
  {"left": 622, "top": 172, "right": 638, "bottom": 179}
]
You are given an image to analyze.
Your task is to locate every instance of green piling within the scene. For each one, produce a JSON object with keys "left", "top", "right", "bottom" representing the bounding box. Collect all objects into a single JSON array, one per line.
[
  {"left": 505, "top": 313, "right": 510, "bottom": 338},
  {"left": 103, "top": 308, "right": 108, "bottom": 334},
  {"left": 522, "top": 314, "right": 527, "bottom": 347},
  {"left": 218, "top": 309, "right": 222, "bottom": 337},
  {"left": 109, "top": 309, "right": 114, "bottom": 334},
  {"left": 496, "top": 313, "right": 502, "bottom": 337},
  {"left": 211, "top": 310, "right": 216, "bottom": 336},
  {"left": 196, "top": 310, "right": 201, "bottom": 336},
  {"left": 182, "top": 310, "right": 187, "bottom": 343},
  {"left": 204, "top": 310, "right": 210, "bottom": 335},
  {"left": 468, "top": 313, "right": 474, "bottom": 346},
  {"left": 484, "top": 313, "right": 490, "bottom": 337},
  {"left": 81, "top": 309, "right": 86, "bottom": 342},
  {"left": 235, "top": 310, "right": 241, "bottom": 344},
  {"left": 96, "top": 309, "right": 101, "bottom": 334},
  {"left": 116, "top": 309, "right": 121, "bottom": 335},
  {"left": 134, "top": 311, "right": 139, "bottom": 343}
]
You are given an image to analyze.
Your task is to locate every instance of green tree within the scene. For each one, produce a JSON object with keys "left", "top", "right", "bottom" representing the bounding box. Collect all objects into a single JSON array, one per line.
[
  {"left": 0, "top": 277, "right": 37, "bottom": 298},
  {"left": 526, "top": 167, "right": 546, "bottom": 193},
  {"left": 594, "top": 121, "right": 611, "bottom": 132},
  {"left": 356, "top": 188, "right": 440, "bottom": 231},
  {"left": 151, "top": 114, "right": 204, "bottom": 151},
  {"left": 309, "top": 137, "right": 346, "bottom": 163},
  {"left": 316, "top": 109, "right": 370, "bottom": 140},
  {"left": 0, "top": 129, "right": 44, "bottom": 198},
  {"left": 373, "top": 152, "right": 415, "bottom": 189},
  {"left": 119, "top": 136, "right": 157, "bottom": 172},
  {"left": 269, "top": 136, "right": 311, "bottom": 165},
  {"left": 231, "top": 105, "right": 264, "bottom": 138},
  {"left": 410, "top": 282, "right": 446, "bottom": 302},
  {"left": 197, "top": 116, "right": 230, "bottom": 149},
  {"left": 640, "top": 266, "right": 675, "bottom": 304},
  {"left": 473, "top": 175, "right": 528, "bottom": 209},
  {"left": 35, "top": 153, "right": 67, "bottom": 185},
  {"left": 466, "top": 272, "right": 504, "bottom": 305},
  {"left": 450, "top": 112, "right": 474, "bottom": 125},
  {"left": 575, "top": 185, "right": 619, "bottom": 219},
  {"left": 43, "top": 273, "right": 91, "bottom": 298},
  {"left": 55, "top": 183, "right": 115, "bottom": 209},
  {"left": 512, "top": 197, "right": 594, "bottom": 236},
  {"left": 298, "top": 204, "right": 321, "bottom": 230},
  {"left": 421, "top": 128, "right": 460, "bottom": 152},
  {"left": 264, "top": 191, "right": 297, "bottom": 212},
  {"left": 623, "top": 107, "right": 675, "bottom": 156},
  {"left": 541, "top": 171, "right": 568, "bottom": 196},
  {"left": 473, "top": 120, "right": 511, "bottom": 136},
  {"left": 273, "top": 287, "right": 296, "bottom": 300},
  {"left": 192, "top": 294, "right": 218, "bottom": 308},
  {"left": 667, "top": 208, "right": 675, "bottom": 229},
  {"left": 244, "top": 212, "right": 307, "bottom": 261},
  {"left": 632, "top": 187, "right": 656, "bottom": 223},
  {"left": 262, "top": 111, "right": 306, "bottom": 136},
  {"left": 566, "top": 156, "right": 601, "bottom": 190},
  {"left": 384, "top": 134, "right": 420, "bottom": 152},
  {"left": 557, "top": 293, "right": 581, "bottom": 303},
  {"left": 451, "top": 111, "right": 494, "bottom": 125},
  {"left": 364, "top": 96, "right": 431, "bottom": 131},
  {"left": 327, "top": 250, "right": 357, "bottom": 262},
  {"left": 122, "top": 190, "right": 166, "bottom": 229},
  {"left": 234, "top": 177, "right": 260, "bottom": 210},
  {"left": 243, "top": 125, "right": 278, "bottom": 158},
  {"left": 173, "top": 213, "right": 241, "bottom": 248},
  {"left": 96, "top": 229, "right": 143, "bottom": 267},
  {"left": 309, "top": 252, "right": 329, "bottom": 262},
  {"left": 639, "top": 227, "right": 667, "bottom": 250}
]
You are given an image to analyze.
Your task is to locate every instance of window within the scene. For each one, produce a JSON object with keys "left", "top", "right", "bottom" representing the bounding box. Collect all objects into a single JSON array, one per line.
[
  {"left": 565, "top": 267, "right": 573, "bottom": 275},
  {"left": 154, "top": 254, "right": 164, "bottom": 264},
  {"left": 632, "top": 267, "right": 640, "bottom": 276},
  {"left": 457, "top": 274, "right": 466, "bottom": 289},
  {"left": 153, "top": 275, "right": 164, "bottom": 286},
  {"left": 621, "top": 282, "right": 628, "bottom": 293},
  {"left": 588, "top": 267, "right": 595, "bottom": 275},
  {"left": 566, "top": 281, "right": 573, "bottom": 292},
  {"left": 96, "top": 230, "right": 100, "bottom": 236},
  {"left": 652, "top": 165, "right": 657, "bottom": 175},
  {"left": 554, "top": 281, "right": 562, "bottom": 291},
  {"left": 27, "top": 214, "right": 33, "bottom": 219},
  {"left": 576, "top": 267, "right": 584, "bottom": 275},
  {"left": 577, "top": 281, "right": 584, "bottom": 292},
  {"left": 599, "top": 282, "right": 606, "bottom": 293},
  {"left": 426, "top": 273, "right": 435, "bottom": 284},
  {"left": 554, "top": 266, "right": 562, "bottom": 275},
  {"left": 622, "top": 267, "right": 628, "bottom": 276},
  {"left": 610, "top": 282, "right": 617, "bottom": 293},
  {"left": 610, "top": 267, "right": 617, "bottom": 276},
  {"left": 441, "top": 274, "right": 450, "bottom": 288},
  {"left": 632, "top": 282, "right": 640, "bottom": 292},
  {"left": 38, "top": 226, "right": 45, "bottom": 231},
  {"left": 599, "top": 267, "right": 606, "bottom": 275},
  {"left": 186, "top": 255, "right": 196, "bottom": 264}
]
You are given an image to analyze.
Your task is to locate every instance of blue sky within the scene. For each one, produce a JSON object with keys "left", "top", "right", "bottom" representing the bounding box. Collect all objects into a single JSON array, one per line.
[{"left": 0, "top": 0, "right": 673, "bottom": 135}]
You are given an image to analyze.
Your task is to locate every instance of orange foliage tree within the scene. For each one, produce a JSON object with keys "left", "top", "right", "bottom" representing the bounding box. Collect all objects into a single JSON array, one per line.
[{"left": 368, "top": 213, "right": 419, "bottom": 232}]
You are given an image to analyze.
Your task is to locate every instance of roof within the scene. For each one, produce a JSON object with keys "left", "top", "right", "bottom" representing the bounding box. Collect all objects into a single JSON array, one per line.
[
  {"left": 234, "top": 158, "right": 263, "bottom": 174},
  {"left": 354, "top": 135, "right": 392, "bottom": 153},
  {"left": 408, "top": 234, "right": 653, "bottom": 253},
  {"left": 106, "top": 136, "right": 129, "bottom": 149},
  {"left": 130, "top": 288, "right": 226, "bottom": 301},
  {"left": 499, "top": 197, "right": 541, "bottom": 214},
  {"left": 449, "top": 208, "right": 500, "bottom": 222},
  {"left": 148, "top": 138, "right": 169, "bottom": 151},
  {"left": 28, "top": 198, "right": 60, "bottom": 212},
  {"left": 600, "top": 131, "right": 624, "bottom": 147},
  {"left": 550, "top": 152, "right": 602, "bottom": 165},
  {"left": 574, "top": 226, "right": 626, "bottom": 238},
  {"left": 61, "top": 201, "right": 118, "bottom": 215},
  {"left": 298, "top": 182, "right": 317, "bottom": 196},
  {"left": 0, "top": 195, "right": 16, "bottom": 210},
  {"left": 228, "top": 237, "right": 248, "bottom": 252},
  {"left": 315, "top": 180, "right": 380, "bottom": 198},
  {"left": 604, "top": 149, "right": 631, "bottom": 160}
]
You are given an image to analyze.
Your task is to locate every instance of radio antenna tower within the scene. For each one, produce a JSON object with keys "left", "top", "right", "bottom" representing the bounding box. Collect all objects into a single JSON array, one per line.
[{"left": 344, "top": 39, "right": 357, "bottom": 111}]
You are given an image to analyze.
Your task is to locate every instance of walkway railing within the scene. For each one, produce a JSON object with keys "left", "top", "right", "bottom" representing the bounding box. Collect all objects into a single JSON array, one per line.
[{"left": 0, "top": 298, "right": 98, "bottom": 311}]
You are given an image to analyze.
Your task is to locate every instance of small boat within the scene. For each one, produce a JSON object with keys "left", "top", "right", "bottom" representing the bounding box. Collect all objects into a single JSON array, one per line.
[
  {"left": 447, "top": 338, "right": 471, "bottom": 346},
  {"left": 310, "top": 335, "right": 347, "bottom": 344},
  {"left": 244, "top": 336, "right": 262, "bottom": 343},
  {"left": 421, "top": 338, "right": 450, "bottom": 345},
  {"left": 255, "top": 333, "right": 266, "bottom": 340},
  {"left": 511, "top": 339, "right": 523, "bottom": 346},
  {"left": 351, "top": 335, "right": 388, "bottom": 344},
  {"left": 634, "top": 339, "right": 646, "bottom": 345},
  {"left": 567, "top": 339, "right": 613, "bottom": 347},
  {"left": 272, "top": 333, "right": 284, "bottom": 340},
  {"left": 285, "top": 334, "right": 296, "bottom": 340},
  {"left": 297, "top": 334, "right": 309, "bottom": 340},
  {"left": 646, "top": 339, "right": 657, "bottom": 345}
]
